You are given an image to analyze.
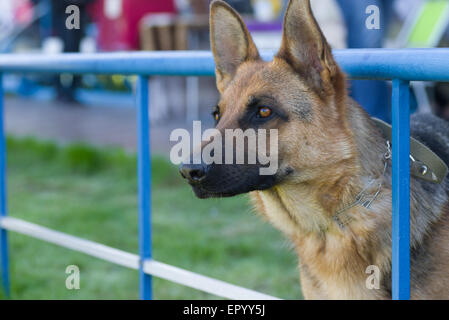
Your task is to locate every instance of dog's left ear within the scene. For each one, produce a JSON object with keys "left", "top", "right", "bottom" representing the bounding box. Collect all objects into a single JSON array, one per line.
[
  {"left": 277, "top": 0, "right": 339, "bottom": 96},
  {"left": 210, "top": 0, "right": 260, "bottom": 93}
]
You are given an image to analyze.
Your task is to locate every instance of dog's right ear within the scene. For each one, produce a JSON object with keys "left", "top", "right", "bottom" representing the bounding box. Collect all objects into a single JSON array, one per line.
[
  {"left": 210, "top": 0, "right": 260, "bottom": 93},
  {"left": 277, "top": 0, "right": 339, "bottom": 97}
]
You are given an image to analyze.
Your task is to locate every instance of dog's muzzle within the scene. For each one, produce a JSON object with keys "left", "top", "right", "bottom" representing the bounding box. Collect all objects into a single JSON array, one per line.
[{"left": 179, "top": 161, "right": 279, "bottom": 199}]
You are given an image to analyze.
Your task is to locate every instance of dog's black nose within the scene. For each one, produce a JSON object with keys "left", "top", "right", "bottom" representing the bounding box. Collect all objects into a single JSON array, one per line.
[{"left": 179, "top": 163, "right": 207, "bottom": 183}]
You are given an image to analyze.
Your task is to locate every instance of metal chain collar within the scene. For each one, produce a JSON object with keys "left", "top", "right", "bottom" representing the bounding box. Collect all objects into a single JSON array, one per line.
[{"left": 333, "top": 141, "right": 392, "bottom": 229}]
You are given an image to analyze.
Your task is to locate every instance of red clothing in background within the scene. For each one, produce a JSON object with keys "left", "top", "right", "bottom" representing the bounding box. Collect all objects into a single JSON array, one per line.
[{"left": 90, "top": 0, "right": 177, "bottom": 51}]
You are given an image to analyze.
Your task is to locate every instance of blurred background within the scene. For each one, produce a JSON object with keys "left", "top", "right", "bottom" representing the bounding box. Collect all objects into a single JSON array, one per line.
[{"left": 0, "top": 0, "right": 449, "bottom": 299}]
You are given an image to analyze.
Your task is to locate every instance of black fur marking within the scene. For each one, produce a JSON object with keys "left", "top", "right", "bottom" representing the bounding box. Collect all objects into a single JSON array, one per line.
[{"left": 411, "top": 113, "right": 449, "bottom": 167}]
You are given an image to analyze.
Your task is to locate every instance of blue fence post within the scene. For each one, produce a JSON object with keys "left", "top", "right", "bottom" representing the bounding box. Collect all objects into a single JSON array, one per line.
[
  {"left": 136, "top": 75, "right": 152, "bottom": 300},
  {"left": 391, "top": 79, "right": 411, "bottom": 300},
  {"left": 0, "top": 74, "right": 10, "bottom": 297}
]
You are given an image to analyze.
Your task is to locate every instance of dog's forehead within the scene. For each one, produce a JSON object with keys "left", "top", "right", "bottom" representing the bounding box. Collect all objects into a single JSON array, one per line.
[{"left": 220, "top": 59, "right": 314, "bottom": 120}]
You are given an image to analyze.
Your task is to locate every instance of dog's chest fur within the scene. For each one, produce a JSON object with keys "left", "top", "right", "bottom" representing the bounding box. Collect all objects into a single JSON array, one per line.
[
  {"left": 253, "top": 181, "right": 449, "bottom": 300},
  {"left": 252, "top": 186, "right": 393, "bottom": 299}
]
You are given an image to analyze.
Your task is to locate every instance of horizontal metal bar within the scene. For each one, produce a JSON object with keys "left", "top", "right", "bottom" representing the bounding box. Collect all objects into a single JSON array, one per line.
[
  {"left": 0, "top": 51, "right": 214, "bottom": 77},
  {"left": 0, "top": 216, "right": 139, "bottom": 269},
  {"left": 143, "top": 260, "right": 279, "bottom": 300},
  {"left": 0, "top": 49, "right": 448, "bottom": 80},
  {"left": 0, "top": 216, "right": 279, "bottom": 300}
]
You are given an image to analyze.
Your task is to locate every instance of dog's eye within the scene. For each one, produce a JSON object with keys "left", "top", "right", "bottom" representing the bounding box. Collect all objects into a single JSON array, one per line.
[
  {"left": 212, "top": 109, "right": 220, "bottom": 122},
  {"left": 257, "top": 106, "right": 272, "bottom": 118}
]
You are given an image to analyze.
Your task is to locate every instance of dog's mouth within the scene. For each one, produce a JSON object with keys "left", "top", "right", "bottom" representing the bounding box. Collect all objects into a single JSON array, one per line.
[
  {"left": 189, "top": 178, "right": 276, "bottom": 199},
  {"left": 181, "top": 164, "right": 290, "bottom": 198},
  {"left": 190, "top": 186, "right": 242, "bottom": 199}
]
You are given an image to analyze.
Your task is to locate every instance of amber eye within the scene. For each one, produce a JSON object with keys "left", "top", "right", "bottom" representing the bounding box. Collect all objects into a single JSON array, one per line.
[
  {"left": 258, "top": 106, "right": 272, "bottom": 118},
  {"left": 212, "top": 110, "right": 220, "bottom": 122}
]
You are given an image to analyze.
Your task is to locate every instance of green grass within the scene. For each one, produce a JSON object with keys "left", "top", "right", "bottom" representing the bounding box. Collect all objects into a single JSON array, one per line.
[{"left": 0, "top": 137, "right": 303, "bottom": 300}]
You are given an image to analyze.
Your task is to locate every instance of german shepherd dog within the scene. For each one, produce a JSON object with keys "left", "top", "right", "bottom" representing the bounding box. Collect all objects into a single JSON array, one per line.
[{"left": 180, "top": 0, "right": 449, "bottom": 299}]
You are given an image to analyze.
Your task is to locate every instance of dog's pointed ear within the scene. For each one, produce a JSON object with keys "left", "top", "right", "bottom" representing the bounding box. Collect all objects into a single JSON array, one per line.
[
  {"left": 277, "top": 0, "right": 339, "bottom": 95},
  {"left": 210, "top": 0, "right": 260, "bottom": 93}
]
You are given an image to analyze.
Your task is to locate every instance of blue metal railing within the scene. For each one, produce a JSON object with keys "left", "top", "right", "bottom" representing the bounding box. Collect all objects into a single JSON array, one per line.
[
  {"left": 0, "top": 48, "right": 448, "bottom": 300},
  {"left": 391, "top": 79, "right": 411, "bottom": 299}
]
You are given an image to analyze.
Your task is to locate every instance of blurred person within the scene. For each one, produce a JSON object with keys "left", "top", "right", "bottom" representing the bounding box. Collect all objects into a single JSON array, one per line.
[
  {"left": 52, "top": 0, "right": 93, "bottom": 52},
  {"left": 51, "top": 0, "right": 93, "bottom": 103},
  {"left": 336, "top": 0, "right": 394, "bottom": 122}
]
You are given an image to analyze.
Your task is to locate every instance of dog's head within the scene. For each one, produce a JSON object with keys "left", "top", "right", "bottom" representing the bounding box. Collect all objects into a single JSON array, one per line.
[{"left": 180, "top": 0, "right": 353, "bottom": 198}]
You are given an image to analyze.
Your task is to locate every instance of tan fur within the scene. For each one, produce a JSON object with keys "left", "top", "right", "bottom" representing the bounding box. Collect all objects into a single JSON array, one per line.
[{"left": 209, "top": 0, "right": 449, "bottom": 299}]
